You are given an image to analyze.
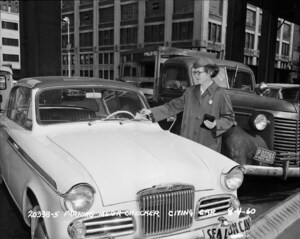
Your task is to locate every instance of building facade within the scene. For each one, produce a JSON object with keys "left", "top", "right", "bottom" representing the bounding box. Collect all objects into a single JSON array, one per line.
[
  {"left": 0, "top": 0, "right": 20, "bottom": 78},
  {"left": 61, "top": 0, "right": 298, "bottom": 82}
]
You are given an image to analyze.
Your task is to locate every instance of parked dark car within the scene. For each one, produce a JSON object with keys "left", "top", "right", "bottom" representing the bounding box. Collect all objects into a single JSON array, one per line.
[{"left": 151, "top": 56, "right": 299, "bottom": 180}]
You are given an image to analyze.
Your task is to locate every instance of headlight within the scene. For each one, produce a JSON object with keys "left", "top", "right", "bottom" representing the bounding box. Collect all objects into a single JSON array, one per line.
[
  {"left": 252, "top": 114, "right": 268, "bottom": 131},
  {"left": 64, "top": 184, "right": 95, "bottom": 212},
  {"left": 223, "top": 166, "right": 244, "bottom": 191}
]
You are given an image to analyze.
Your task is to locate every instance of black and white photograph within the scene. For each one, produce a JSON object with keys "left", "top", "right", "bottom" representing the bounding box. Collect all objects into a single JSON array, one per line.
[{"left": 0, "top": 0, "right": 299, "bottom": 238}]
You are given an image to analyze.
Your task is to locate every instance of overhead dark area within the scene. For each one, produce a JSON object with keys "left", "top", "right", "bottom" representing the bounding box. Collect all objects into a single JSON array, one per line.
[
  {"left": 248, "top": 0, "right": 300, "bottom": 25},
  {"left": 19, "top": 0, "right": 61, "bottom": 78}
]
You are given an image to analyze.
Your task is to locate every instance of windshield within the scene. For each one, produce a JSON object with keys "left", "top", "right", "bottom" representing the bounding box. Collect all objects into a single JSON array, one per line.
[
  {"left": 162, "top": 65, "right": 189, "bottom": 92},
  {"left": 37, "top": 87, "right": 146, "bottom": 124},
  {"left": 226, "top": 68, "right": 254, "bottom": 91}
]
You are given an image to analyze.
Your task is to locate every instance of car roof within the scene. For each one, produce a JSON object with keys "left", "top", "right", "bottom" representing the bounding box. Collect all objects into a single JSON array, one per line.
[
  {"left": 15, "top": 76, "right": 139, "bottom": 91},
  {"left": 164, "top": 56, "right": 252, "bottom": 71}
]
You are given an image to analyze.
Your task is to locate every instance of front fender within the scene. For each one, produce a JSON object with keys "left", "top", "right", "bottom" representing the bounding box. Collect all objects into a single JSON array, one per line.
[{"left": 221, "top": 126, "right": 268, "bottom": 165}]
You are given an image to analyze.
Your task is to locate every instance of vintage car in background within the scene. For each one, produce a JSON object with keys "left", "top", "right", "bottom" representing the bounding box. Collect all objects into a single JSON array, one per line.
[
  {"left": 256, "top": 83, "right": 299, "bottom": 102},
  {"left": 0, "top": 77, "right": 249, "bottom": 239},
  {"left": 151, "top": 56, "right": 299, "bottom": 180}
]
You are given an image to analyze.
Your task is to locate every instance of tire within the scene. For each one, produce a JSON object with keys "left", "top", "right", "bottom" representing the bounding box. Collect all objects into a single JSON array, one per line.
[{"left": 30, "top": 205, "right": 49, "bottom": 239}]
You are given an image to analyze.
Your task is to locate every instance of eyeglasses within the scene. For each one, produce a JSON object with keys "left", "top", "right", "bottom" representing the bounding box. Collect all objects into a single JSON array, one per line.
[{"left": 192, "top": 69, "right": 205, "bottom": 76}]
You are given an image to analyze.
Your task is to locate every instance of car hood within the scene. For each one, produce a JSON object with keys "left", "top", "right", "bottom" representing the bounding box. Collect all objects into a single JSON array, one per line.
[{"left": 47, "top": 122, "right": 219, "bottom": 206}]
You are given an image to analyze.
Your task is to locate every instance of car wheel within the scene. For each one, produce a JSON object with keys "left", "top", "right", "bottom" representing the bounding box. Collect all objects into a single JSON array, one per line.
[{"left": 30, "top": 205, "right": 49, "bottom": 239}]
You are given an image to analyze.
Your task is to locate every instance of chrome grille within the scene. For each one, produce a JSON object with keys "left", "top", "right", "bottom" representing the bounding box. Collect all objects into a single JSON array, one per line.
[
  {"left": 70, "top": 212, "right": 135, "bottom": 238},
  {"left": 139, "top": 185, "right": 194, "bottom": 236},
  {"left": 274, "top": 118, "right": 300, "bottom": 167},
  {"left": 196, "top": 195, "right": 231, "bottom": 220}
]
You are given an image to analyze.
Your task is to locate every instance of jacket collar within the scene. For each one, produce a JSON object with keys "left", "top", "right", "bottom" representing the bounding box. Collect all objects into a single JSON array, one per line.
[{"left": 193, "top": 82, "right": 218, "bottom": 102}]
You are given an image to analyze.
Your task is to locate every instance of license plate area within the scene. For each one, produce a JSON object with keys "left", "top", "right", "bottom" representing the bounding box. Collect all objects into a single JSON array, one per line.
[
  {"left": 203, "top": 216, "right": 251, "bottom": 239},
  {"left": 254, "top": 147, "right": 276, "bottom": 164}
]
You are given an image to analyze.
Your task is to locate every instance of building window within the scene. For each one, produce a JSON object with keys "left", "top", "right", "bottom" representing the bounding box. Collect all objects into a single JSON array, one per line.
[
  {"left": 276, "top": 41, "right": 279, "bottom": 54},
  {"left": 62, "top": 1, "right": 74, "bottom": 9},
  {"left": 120, "top": 27, "right": 137, "bottom": 45},
  {"left": 172, "top": 21, "right": 193, "bottom": 41},
  {"left": 208, "top": 22, "right": 221, "bottom": 43},
  {"left": 2, "top": 21, "right": 18, "bottom": 30},
  {"left": 121, "top": 3, "right": 138, "bottom": 21},
  {"left": 99, "top": 69, "right": 113, "bottom": 80},
  {"left": 259, "top": 13, "right": 262, "bottom": 32},
  {"left": 62, "top": 55, "right": 67, "bottom": 65},
  {"left": 209, "top": 0, "right": 223, "bottom": 16},
  {"left": 80, "top": 53, "right": 93, "bottom": 65},
  {"left": 99, "top": 52, "right": 114, "bottom": 65},
  {"left": 277, "top": 20, "right": 282, "bottom": 38},
  {"left": 99, "top": 29, "right": 114, "bottom": 46},
  {"left": 281, "top": 43, "right": 289, "bottom": 56},
  {"left": 99, "top": 7, "right": 114, "bottom": 24},
  {"left": 145, "top": 24, "right": 164, "bottom": 43},
  {"left": 80, "top": 0, "right": 93, "bottom": 5},
  {"left": 2, "top": 38, "right": 19, "bottom": 47},
  {"left": 146, "top": 0, "right": 165, "bottom": 18},
  {"left": 246, "top": 9, "right": 255, "bottom": 27},
  {"left": 3, "top": 54, "right": 19, "bottom": 62},
  {"left": 244, "top": 56, "right": 253, "bottom": 65},
  {"left": 79, "top": 32, "right": 93, "bottom": 47},
  {"left": 80, "top": 11, "right": 93, "bottom": 26},
  {"left": 245, "top": 32, "right": 254, "bottom": 49},
  {"left": 62, "top": 34, "right": 74, "bottom": 48},
  {"left": 282, "top": 23, "right": 291, "bottom": 40},
  {"left": 173, "top": 0, "right": 194, "bottom": 14}
]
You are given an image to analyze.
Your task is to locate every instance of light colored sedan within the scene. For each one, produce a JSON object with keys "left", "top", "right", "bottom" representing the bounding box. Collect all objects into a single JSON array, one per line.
[{"left": 0, "top": 77, "right": 249, "bottom": 239}]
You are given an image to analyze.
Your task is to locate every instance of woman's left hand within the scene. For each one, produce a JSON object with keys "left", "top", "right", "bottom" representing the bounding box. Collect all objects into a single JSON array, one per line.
[{"left": 204, "top": 120, "right": 216, "bottom": 129}]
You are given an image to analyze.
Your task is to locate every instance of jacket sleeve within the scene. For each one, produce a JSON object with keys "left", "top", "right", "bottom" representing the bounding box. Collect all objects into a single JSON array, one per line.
[
  {"left": 214, "top": 89, "right": 235, "bottom": 137},
  {"left": 151, "top": 91, "right": 187, "bottom": 122}
]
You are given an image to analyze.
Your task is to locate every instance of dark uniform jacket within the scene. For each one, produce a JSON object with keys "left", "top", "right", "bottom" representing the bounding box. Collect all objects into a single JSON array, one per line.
[{"left": 151, "top": 82, "right": 235, "bottom": 152}]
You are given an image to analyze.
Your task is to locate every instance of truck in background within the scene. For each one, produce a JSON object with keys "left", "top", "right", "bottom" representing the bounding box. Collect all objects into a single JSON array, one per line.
[
  {"left": 0, "top": 65, "right": 14, "bottom": 112},
  {"left": 121, "top": 46, "right": 299, "bottom": 179},
  {"left": 119, "top": 46, "right": 216, "bottom": 101}
]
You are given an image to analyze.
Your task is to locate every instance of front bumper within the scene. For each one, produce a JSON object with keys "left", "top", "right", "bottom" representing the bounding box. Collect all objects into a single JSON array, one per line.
[
  {"left": 244, "top": 164, "right": 300, "bottom": 179},
  {"left": 244, "top": 151, "right": 299, "bottom": 179}
]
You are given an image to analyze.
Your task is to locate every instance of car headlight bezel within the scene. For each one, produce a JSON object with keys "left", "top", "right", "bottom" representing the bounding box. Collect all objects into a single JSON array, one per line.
[
  {"left": 251, "top": 114, "right": 268, "bottom": 131},
  {"left": 222, "top": 166, "right": 244, "bottom": 191},
  {"left": 63, "top": 184, "right": 95, "bottom": 213}
]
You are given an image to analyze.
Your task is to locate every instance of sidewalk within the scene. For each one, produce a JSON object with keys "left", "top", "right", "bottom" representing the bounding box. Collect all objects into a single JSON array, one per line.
[{"left": 249, "top": 191, "right": 300, "bottom": 239}]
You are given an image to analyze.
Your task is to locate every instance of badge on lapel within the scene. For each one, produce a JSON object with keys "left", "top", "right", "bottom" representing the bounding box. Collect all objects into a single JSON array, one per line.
[{"left": 208, "top": 99, "right": 213, "bottom": 105}]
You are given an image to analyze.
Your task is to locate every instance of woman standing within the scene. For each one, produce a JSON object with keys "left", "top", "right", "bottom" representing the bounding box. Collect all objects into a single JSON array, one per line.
[{"left": 140, "top": 58, "right": 235, "bottom": 152}]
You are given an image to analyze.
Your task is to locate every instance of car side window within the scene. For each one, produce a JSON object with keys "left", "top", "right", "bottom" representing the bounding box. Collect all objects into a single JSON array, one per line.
[
  {"left": 7, "top": 87, "right": 32, "bottom": 130},
  {"left": 226, "top": 68, "right": 253, "bottom": 91}
]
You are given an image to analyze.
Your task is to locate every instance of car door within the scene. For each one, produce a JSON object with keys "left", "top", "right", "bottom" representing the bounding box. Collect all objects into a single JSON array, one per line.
[
  {"left": 0, "top": 86, "right": 33, "bottom": 207},
  {"left": 225, "top": 67, "right": 257, "bottom": 130}
]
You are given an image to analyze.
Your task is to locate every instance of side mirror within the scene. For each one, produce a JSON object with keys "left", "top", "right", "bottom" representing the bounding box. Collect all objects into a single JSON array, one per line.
[{"left": 258, "top": 82, "right": 268, "bottom": 94}]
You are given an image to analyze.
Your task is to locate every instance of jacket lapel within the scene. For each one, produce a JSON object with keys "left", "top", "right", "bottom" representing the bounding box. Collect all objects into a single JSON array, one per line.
[{"left": 193, "top": 85, "right": 201, "bottom": 103}]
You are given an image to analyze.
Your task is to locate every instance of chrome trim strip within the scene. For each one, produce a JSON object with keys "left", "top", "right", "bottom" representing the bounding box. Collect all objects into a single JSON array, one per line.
[
  {"left": 7, "top": 136, "right": 58, "bottom": 190},
  {"left": 195, "top": 194, "right": 233, "bottom": 221}
]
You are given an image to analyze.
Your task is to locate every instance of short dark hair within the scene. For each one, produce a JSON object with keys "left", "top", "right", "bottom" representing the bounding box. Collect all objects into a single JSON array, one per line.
[{"left": 204, "top": 64, "right": 219, "bottom": 78}]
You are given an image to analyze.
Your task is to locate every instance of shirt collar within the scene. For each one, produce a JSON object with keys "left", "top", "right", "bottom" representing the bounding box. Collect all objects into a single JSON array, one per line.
[{"left": 201, "top": 81, "right": 216, "bottom": 95}]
